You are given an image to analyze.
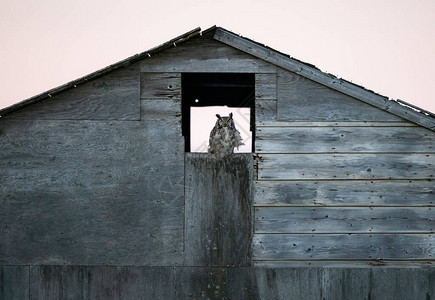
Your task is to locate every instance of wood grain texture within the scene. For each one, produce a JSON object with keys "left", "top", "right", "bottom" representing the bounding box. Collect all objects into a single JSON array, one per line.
[
  {"left": 368, "top": 268, "right": 434, "bottom": 300},
  {"left": 3, "top": 265, "right": 433, "bottom": 299},
  {"left": 0, "top": 266, "right": 29, "bottom": 300},
  {"left": 174, "top": 267, "right": 259, "bottom": 299},
  {"left": 255, "top": 207, "right": 433, "bottom": 233},
  {"left": 141, "top": 32, "right": 276, "bottom": 73},
  {"left": 253, "top": 234, "right": 435, "bottom": 260},
  {"left": 214, "top": 28, "right": 435, "bottom": 130},
  {"left": 184, "top": 153, "right": 253, "bottom": 266},
  {"left": 257, "top": 121, "right": 417, "bottom": 127},
  {"left": 258, "top": 153, "right": 434, "bottom": 180},
  {"left": 276, "top": 69, "right": 403, "bottom": 122},
  {"left": 256, "top": 126, "right": 435, "bottom": 153},
  {"left": 254, "top": 260, "right": 435, "bottom": 268},
  {"left": 254, "top": 180, "right": 435, "bottom": 206},
  {"left": 0, "top": 116, "right": 184, "bottom": 265},
  {"left": 255, "top": 267, "right": 322, "bottom": 299},
  {"left": 140, "top": 72, "right": 181, "bottom": 100},
  {"left": 256, "top": 99, "right": 277, "bottom": 126},
  {"left": 29, "top": 266, "right": 176, "bottom": 300},
  {"left": 4, "top": 64, "right": 140, "bottom": 121},
  {"left": 255, "top": 73, "right": 277, "bottom": 100}
]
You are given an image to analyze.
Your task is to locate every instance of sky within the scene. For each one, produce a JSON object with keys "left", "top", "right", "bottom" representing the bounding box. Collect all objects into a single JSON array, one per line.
[{"left": 1, "top": 0, "right": 434, "bottom": 114}]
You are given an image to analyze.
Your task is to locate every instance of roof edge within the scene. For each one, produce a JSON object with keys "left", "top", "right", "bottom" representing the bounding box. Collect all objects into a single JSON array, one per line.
[
  {"left": 0, "top": 26, "right": 205, "bottom": 117},
  {"left": 213, "top": 27, "right": 435, "bottom": 131}
]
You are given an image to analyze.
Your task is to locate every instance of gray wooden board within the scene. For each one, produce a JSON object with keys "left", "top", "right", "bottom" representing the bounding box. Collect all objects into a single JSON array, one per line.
[
  {"left": 4, "top": 63, "right": 140, "bottom": 121},
  {"left": 255, "top": 207, "right": 433, "bottom": 233},
  {"left": 0, "top": 118, "right": 184, "bottom": 265},
  {"left": 255, "top": 73, "right": 277, "bottom": 100},
  {"left": 253, "top": 234, "right": 435, "bottom": 260},
  {"left": 368, "top": 268, "right": 434, "bottom": 300},
  {"left": 214, "top": 28, "right": 435, "bottom": 131},
  {"left": 256, "top": 99, "right": 277, "bottom": 126},
  {"left": 174, "top": 267, "right": 260, "bottom": 299},
  {"left": 256, "top": 126, "right": 435, "bottom": 153},
  {"left": 29, "top": 266, "right": 176, "bottom": 299},
  {"left": 0, "top": 266, "right": 29, "bottom": 300},
  {"left": 255, "top": 267, "right": 322, "bottom": 300},
  {"left": 184, "top": 153, "right": 253, "bottom": 266},
  {"left": 258, "top": 153, "right": 434, "bottom": 180},
  {"left": 140, "top": 72, "right": 181, "bottom": 100},
  {"left": 276, "top": 69, "right": 403, "bottom": 122},
  {"left": 258, "top": 121, "right": 417, "bottom": 127},
  {"left": 254, "top": 180, "right": 435, "bottom": 206},
  {"left": 254, "top": 260, "right": 435, "bottom": 268},
  {"left": 141, "top": 99, "right": 182, "bottom": 123},
  {"left": 3, "top": 265, "right": 434, "bottom": 299},
  {"left": 141, "top": 32, "right": 276, "bottom": 73},
  {"left": 254, "top": 267, "right": 434, "bottom": 300}
]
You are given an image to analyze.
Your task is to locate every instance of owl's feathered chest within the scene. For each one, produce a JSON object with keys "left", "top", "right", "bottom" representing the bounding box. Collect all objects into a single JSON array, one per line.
[{"left": 208, "top": 123, "right": 244, "bottom": 158}]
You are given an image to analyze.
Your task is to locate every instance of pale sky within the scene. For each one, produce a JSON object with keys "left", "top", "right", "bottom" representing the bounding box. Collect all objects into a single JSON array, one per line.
[{"left": 1, "top": 0, "right": 434, "bottom": 113}]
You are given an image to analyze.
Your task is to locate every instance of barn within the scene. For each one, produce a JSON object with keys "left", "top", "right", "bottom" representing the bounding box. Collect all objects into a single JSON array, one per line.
[{"left": 0, "top": 26, "right": 434, "bottom": 299}]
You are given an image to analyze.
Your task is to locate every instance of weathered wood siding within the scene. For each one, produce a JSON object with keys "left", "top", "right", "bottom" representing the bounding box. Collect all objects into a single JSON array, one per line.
[
  {"left": 254, "top": 67, "right": 435, "bottom": 264},
  {"left": 184, "top": 154, "right": 253, "bottom": 266},
  {"left": 2, "top": 265, "right": 434, "bottom": 299},
  {"left": 140, "top": 32, "right": 277, "bottom": 73},
  {"left": 1, "top": 28, "right": 435, "bottom": 298},
  {"left": 4, "top": 65, "right": 141, "bottom": 120},
  {"left": 0, "top": 61, "right": 185, "bottom": 265}
]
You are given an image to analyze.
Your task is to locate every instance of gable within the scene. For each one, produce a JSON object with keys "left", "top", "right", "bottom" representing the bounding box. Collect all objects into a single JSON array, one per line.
[
  {"left": 140, "top": 31, "right": 276, "bottom": 73},
  {"left": 277, "top": 68, "right": 403, "bottom": 121},
  {"left": 3, "top": 63, "right": 141, "bottom": 121}
]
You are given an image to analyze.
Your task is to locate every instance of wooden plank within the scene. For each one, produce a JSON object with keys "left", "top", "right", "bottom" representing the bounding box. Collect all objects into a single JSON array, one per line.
[
  {"left": 88, "top": 266, "right": 176, "bottom": 299},
  {"left": 253, "top": 234, "right": 435, "bottom": 260},
  {"left": 256, "top": 99, "right": 277, "bottom": 125},
  {"left": 184, "top": 153, "right": 253, "bottom": 266},
  {"left": 256, "top": 126, "right": 435, "bottom": 153},
  {"left": 30, "top": 266, "right": 91, "bottom": 300},
  {"left": 322, "top": 268, "right": 371, "bottom": 300},
  {"left": 369, "top": 268, "right": 433, "bottom": 300},
  {"left": 141, "top": 33, "right": 276, "bottom": 73},
  {"left": 255, "top": 207, "right": 433, "bottom": 233},
  {"left": 255, "top": 73, "right": 277, "bottom": 100},
  {"left": 0, "top": 266, "right": 29, "bottom": 300},
  {"left": 258, "top": 153, "right": 434, "bottom": 180},
  {"left": 4, "top": 63, "right": 140, "bottom": 121},
  {"left": 255, "top": 267, "right": 322, "bottom": 300},
  {"left": 254, "top": 267, "right": 434, "bottom": 300},
  {"left": 254, "top": 260, "right": 435, "bottom": 268},
  {"left": 29, "top": 266, "right": 177, "bottom": 299},
  {"left": 257, "top": 121, "right": 417, "bottom": 127},
  {"left": 254, "top": 180, "right": 435, "bottom": 207},
  {"left": 276, "top": 69, "right": 403, "bottom": 122},
  {"left": 141, "top": 99, "right": 181, "bottom": 124},
  {"left": 140, "top": 72, "right": 181, "bottom": 100},
  {"left": 214, "top": 28, "right": 435, "bottom": 131},
  {"left": 174, "top": 267, "right": 259, "bottom": 299},
  {"left": 0, "top": 118, "right": 184, "bottom": 265}
]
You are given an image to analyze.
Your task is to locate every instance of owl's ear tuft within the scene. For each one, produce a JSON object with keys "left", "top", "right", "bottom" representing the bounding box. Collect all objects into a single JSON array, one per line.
[
  {"left": 216, "top": 114, "right": 222, "bottom": 119},
  {"left": 229, "top": 112, "right": 233, "bottom": 119}
]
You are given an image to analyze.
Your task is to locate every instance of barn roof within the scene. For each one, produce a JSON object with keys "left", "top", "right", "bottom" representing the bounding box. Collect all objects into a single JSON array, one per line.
[{"left": 1, "top": 25, "right": 434, "bottom": 131}]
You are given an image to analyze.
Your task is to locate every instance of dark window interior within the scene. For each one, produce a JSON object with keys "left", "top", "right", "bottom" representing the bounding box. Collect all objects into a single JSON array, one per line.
[{"left": 182, "top": 73, "right": 255, "bottom": 152}]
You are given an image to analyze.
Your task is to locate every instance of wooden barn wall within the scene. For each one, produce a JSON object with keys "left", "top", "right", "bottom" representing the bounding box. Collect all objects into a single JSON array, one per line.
[
  {"left": 0, "top": 61, "right": 186, "bottom": 266},
  {"left": 1, "top": 30, "right": 435, "bottom": 298},
  {"left": 254, "top": 67, "right": 435, "bottom": 265}
]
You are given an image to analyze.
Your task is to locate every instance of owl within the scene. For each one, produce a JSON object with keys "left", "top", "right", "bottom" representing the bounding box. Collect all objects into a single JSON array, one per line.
[{"left": 208, "top": 112, "right": 244, "bottom": 158}]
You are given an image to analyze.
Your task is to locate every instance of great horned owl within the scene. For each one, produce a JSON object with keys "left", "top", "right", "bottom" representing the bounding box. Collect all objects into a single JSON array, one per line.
[{"left": 208, "top": 112, "right": 244, "bottom": 158}]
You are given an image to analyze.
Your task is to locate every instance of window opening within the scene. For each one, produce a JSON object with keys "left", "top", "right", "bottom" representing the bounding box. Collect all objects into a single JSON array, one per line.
[{"left": 182, "top": 73, "right": 255, "bottom": 153}]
